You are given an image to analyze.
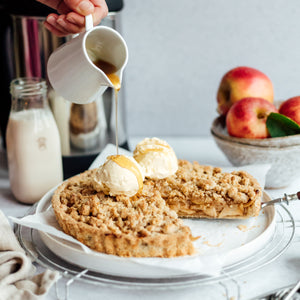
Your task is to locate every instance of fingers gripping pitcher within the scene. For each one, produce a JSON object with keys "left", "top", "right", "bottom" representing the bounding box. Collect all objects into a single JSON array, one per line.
[{"left": 6, "top": 78, "right": 63, "bottom": 204}]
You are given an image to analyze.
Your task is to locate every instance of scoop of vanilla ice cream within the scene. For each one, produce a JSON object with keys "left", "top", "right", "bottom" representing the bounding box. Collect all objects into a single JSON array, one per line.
[
  {"left": 94, "top": 155, "right": 144, "bottom": 197},
  {"left": 133, "top": 137, "right": 178, "bottom": 179}
]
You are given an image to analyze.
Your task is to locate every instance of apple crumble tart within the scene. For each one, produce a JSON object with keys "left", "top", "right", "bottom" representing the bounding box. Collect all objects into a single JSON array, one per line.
[
  {"left": 52, "top": 152, "right": 262, "bottom": 257},
  {"left": 146, "top": 160, "right": 261, "bottom": 219},
  {"left": 52, "top": 169, "right": 197, "bottom": 257}
]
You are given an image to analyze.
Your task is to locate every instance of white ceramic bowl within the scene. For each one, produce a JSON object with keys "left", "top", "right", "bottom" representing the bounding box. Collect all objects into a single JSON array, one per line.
[
  {"left": 211, "top": 116, "right": 300, "bottom": 147},
  {"left": 211, "top": 117, "right": 300, "bottom": 189}
]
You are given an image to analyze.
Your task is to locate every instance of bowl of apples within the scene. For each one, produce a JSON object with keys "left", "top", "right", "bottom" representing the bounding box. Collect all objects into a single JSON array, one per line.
[{"left": 211, "top": 66, "right": 300, "bottom": 189}]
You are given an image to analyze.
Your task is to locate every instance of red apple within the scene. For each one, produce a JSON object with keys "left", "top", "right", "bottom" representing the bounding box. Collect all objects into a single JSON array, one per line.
[
  {"left": 226, "top": 97, "right": 278, "bottom": 138},
  {"left": 217, "top": 66, "right": 274, "bottom": 115},
  {"left": 279, "top": 96, "right": 300, "bottom": 125}
]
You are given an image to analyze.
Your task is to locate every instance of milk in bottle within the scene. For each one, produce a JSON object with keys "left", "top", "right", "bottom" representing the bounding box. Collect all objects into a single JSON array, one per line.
[{"left": 6, "top": 78, "right": 63, "bottom": 203}]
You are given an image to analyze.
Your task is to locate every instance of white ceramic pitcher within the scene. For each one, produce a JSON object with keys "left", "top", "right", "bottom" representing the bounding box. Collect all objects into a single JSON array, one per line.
[{"left": 47, "top": 16, "right": 128, "bottom": 104}]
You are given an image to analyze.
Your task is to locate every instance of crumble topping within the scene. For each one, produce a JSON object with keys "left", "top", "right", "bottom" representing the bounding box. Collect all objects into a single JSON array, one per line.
[
  {"left": 59, "top": 170, "right": 183, "bottom": 237},
  {"left": 146, "top": 160, "right": 261, "bottom": 218}
]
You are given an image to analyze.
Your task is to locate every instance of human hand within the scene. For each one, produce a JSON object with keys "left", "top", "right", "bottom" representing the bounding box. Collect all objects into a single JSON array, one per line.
[{"left": 37, "top": 0, "right": 108, "bottom": 36}]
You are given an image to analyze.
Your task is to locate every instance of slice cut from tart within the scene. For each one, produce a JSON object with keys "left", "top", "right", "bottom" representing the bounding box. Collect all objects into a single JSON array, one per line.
[
  {"left": 145, "top": 160, "right": 262, "bottom": 219},
  {"left": 52, "top": 169, "right": 196, "bottom": 257}
]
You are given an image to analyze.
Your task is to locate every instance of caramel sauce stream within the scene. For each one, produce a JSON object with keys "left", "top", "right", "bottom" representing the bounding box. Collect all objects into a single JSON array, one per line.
[
  {"left": 93, "top": 59, "right": 121, "bottom": 154},
  {"left": 114, "top": 90, "right": 119, "bottom": 155},
  {"left": 108, "top": 155, "right": 143, "bottom": 192}
]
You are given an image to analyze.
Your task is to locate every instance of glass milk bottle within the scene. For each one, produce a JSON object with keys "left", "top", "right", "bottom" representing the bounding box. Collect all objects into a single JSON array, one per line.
[{"left": 6, "top": 78, "right": 63, "bottom": 204}]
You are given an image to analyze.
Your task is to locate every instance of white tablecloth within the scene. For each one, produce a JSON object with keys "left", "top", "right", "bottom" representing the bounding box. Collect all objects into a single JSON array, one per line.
[{"left": 1, "top": 137, "right": 299, "bottom": 300}]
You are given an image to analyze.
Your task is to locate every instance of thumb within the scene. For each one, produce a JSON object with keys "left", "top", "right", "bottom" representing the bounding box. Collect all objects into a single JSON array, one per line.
[{"left": 64, "top": 0, "right": 95, "bottom": 15}]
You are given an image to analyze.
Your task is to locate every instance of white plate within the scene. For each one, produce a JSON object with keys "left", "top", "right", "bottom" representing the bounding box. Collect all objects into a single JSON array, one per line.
[{"left": 36, "top": 189, "right": 275, "bottom": 279}]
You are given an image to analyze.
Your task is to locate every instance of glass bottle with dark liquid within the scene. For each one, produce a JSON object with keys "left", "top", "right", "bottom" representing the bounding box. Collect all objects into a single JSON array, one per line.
[{"left": 93, "top": 59, "right": 121, "bottom": 154}]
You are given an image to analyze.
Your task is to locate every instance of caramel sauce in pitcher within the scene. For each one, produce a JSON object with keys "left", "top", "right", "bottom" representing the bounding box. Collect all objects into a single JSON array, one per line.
[{"left": 93, "top": 59, "right": 121, "bottom": 154}]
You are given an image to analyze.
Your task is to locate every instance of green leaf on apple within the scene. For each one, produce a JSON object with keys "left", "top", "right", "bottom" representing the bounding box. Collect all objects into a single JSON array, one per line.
[{"left": 266, "top": 112, "right": 300, "bottom": 137}]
